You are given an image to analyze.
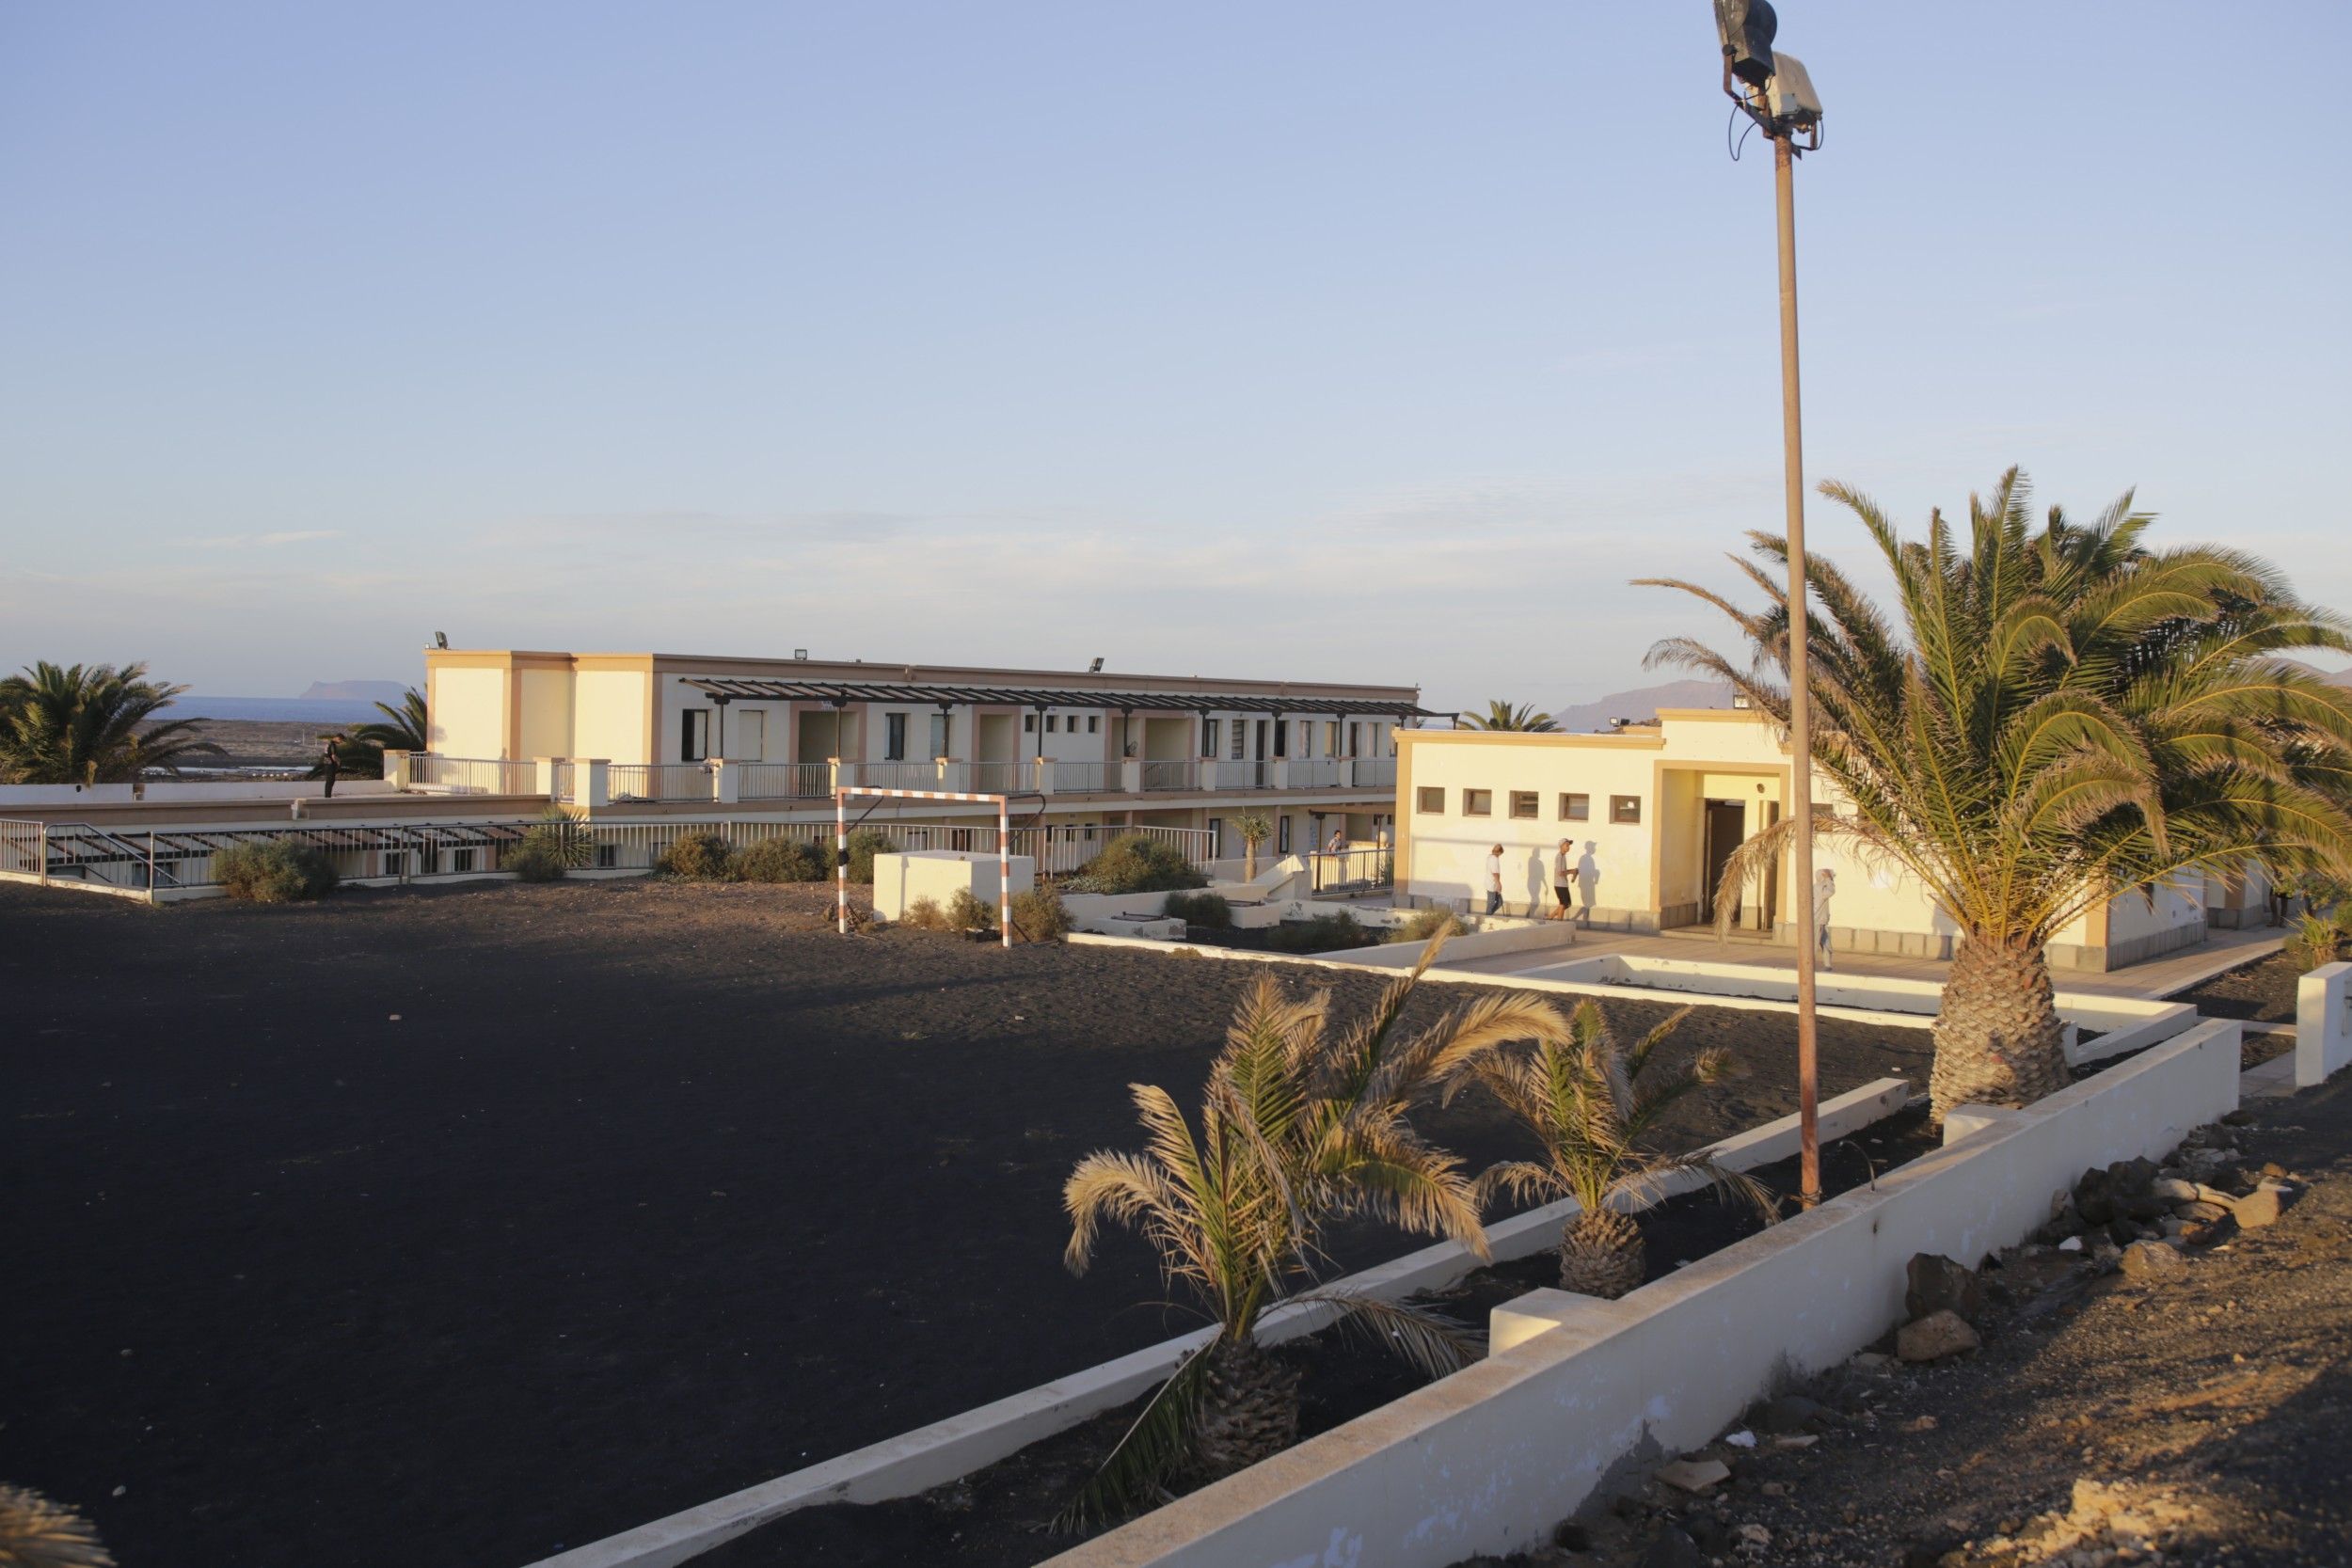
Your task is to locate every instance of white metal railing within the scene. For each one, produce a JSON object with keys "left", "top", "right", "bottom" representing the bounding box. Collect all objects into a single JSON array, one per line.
[
  {"left": 1140, "top": 758, "right": 1199, "bottom": 792},
  {"left": 1289, "top": 758, "right": 1343, "bottom": 788},
  {"left": 1350, "top": 757, "right": 1398, "bottom": 788},
  {"left": 1224, "top": 759, "right": 1272, "bottom": 790},
  {"left": 411, "top": 755, "right": 542, "bottom": 795},
  {"left": 1309, "top": 845, "right": 1395, "bottom": 894},
  {"left": 547, "top": 759, "right": 575, "bottom": 802},
  {"left": 0, "top": 818, "right": 45, "bottom": 879},
  {"left": 1052, "top": 760, "right": 1113, "bottom": 794},
  {"left": 845, "top": 761, "right": 946, "bottom": 791},
  {"left": 739, "top": 762, "right": 833, "bottom": 800},
  {"left": 609, "top": 763, "right": 714, "bottom": 802},
  {"left": 966, "top": 761, "right": 1025, "bottom": 793}
]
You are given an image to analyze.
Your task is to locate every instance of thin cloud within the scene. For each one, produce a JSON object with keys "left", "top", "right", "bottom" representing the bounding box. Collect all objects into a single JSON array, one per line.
[{"left": 182, "top": 530, "right": 344, "bottom": 548}]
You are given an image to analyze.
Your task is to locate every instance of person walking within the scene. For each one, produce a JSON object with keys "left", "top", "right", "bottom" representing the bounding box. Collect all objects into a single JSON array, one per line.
[
  {"left": 1551, "top": 838, "right": 1576, "bottom": 921},
  {"left": 1485, "top": 844, "right": 1504, "bottom": 916},
  {"left": 1814, "top": 867, "right": 1836, "bottom": 972},
  {"left": 317, "top": 734, "right": 344, "bottom": 800}
]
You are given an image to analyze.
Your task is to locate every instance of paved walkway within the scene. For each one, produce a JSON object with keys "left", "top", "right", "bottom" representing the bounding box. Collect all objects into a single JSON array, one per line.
[{"left": 1438, "top": 920, "right": 2284, "bottom": 1004}]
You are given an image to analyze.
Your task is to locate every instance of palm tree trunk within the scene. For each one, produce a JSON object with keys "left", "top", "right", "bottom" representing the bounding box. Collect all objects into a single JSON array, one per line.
[
  {"left": 1930, "top": 937, "right": 2070, "bottom": 1120},
  {"left": 1557, "top": 1206, "right": 1645, "bottom": 1299},
  {"left": 1192, "top": 1336, "right": 1300, "bottom": 1480}
]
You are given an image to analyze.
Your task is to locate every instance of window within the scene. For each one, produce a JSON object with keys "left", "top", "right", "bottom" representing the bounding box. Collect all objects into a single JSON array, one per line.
[
  {"left": 1024, "top": 713, "right": 1036, "bottom": 733},
  {"left": 1045, "top": 715, "right": 1059, "bottom": 733},
  {"left": 1560, "top": 792, "right": 1590, "bottom": 821},
  {"left": 452, "top": 848, "right": 476, "bottom": 873},
  {"left": 929, "top": 712, "right": 949, "bottom": 759},
  {"left": 1272, "top": 720, "right": 1288, "bottom": 758},
  {"left": 1087, "top": 716, "right": 1100, "bottom": 733},
  {"left": 1325, "top": 721, "right": 1341, "bottom": 758},
  {"left": 1509, "top": 790, "right": 1539, "bottom": 819},
  {"left": 1207, "top": 816, "right": 1223, "bottom": 856},
  {"left": 1231, "top": 722, "right": 1246, "bottom": 760},
  {"left": 1277, "top": 815, "right": 1292, "bottom": 853},
  {"left": 1463, "top": 788, "right": 1493, "bottom": 816},
  {"left": 884, "top": 712, "right": 908, "bottom": 761},
  {"left": 1611, "top": 794, "right": 1643, "bottom": 824},
  {"left": 596, "top": 844, "right": 617, "bottom": 869},
  {"left": 1201, "top": 719, "right": 1221, "bottom": 757},
  {"left": 680, "top": 708, "right": 709, "bottom": 762},
  {"left": 1416, "top": 786, "right": 1444, "bottom": 814}
]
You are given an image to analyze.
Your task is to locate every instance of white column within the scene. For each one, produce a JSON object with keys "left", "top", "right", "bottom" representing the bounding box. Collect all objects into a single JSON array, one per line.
[
  {"left": 533, "top": 757, "right": 560, "bottom": 798},
  {"left": 1120, "top": 758, "right": 1142, "bottom": 793},
  {"left": 578, "top": 758, "right": 611, "bottom": 809},
  {"left": 384, "top": 750, "right": 414, "bottom": 790},
  {"left": 712, "top": 759, "right": 740, "bottom": 804}
]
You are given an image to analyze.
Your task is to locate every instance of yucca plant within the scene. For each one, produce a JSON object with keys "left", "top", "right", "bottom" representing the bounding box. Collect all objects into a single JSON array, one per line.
[
  {"left": 2287, "top": 907, "right": 2352, "bottom": 972},
  {"left": 1059, "top": 938, "right": 1567, "bottom": 1523},
  {"left": 1644, "top": 468, "right": 2352, "bottom": 1119},
  {"left": 1231, "top": 813, "right": 1273, "bottom": 881},
  {"left": 1441, "top": 1000, "right": 1776, "bottom": 1299},
  {"left": 0, "top": 1484, "right": 113, "bottom": 1568}
]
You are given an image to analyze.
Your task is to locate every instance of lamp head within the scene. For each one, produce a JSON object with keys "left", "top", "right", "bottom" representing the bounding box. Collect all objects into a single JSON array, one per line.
[
  {"left": 1764, "top": 48, "right": 1823, "bottom": 130},
  {"left": 1713, "top": 0, "right": 1777, "bottom": 87}
]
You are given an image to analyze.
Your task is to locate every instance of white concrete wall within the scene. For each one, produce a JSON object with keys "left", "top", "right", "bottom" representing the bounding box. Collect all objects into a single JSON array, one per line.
[
  {"left": 2299, "top": 960, "right": 2352, "bottom": 1087},
  {"left": 431, "top": 666, "right": 507, "bottom": 757},
  {"left": 1041, "top": 1020, "right": 2242, "bottom": 1568},
  {"left": 575, "top": 670, "right": 650, "bottom": 764},
  {"left": 518, "top": 666, "right": 576, "bottom": 762},
  {"left": 870, "top": 851, "right": 1035, "bottom": 922},
  {"left": 1403, "top": 737, "right": 1661, "bottom": 918},
  {"left": 0, "top": 779, "right": 403, "bottom": 806}
]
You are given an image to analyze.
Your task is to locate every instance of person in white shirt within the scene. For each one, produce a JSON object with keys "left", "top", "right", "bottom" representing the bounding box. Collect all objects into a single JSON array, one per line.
[
  {"left": 1485, "top": 845, "right": 1504, "bottom": 916},
  {"left": 1814, "top": 867, "right": 1836, "bottom": 971}
]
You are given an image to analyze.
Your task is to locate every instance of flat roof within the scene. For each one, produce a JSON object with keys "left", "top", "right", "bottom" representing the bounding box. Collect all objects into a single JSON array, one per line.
[{"left": 679, "top": 675, "right": 1440, "bottom": 717}]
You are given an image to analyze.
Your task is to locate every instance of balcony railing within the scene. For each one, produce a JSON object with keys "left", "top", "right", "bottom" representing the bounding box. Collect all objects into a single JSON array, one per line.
[
  {"left": 609, "top": 763, "right": 714, "bottom": 802},
  {"left": 1052, "top": 760, "right": 1114, "bottom": 794},
  {"left": 411, "top": 755, "right": 541, "bottom": 795},
  {"left": 1350, "top": 757, "right": 1397, "bottom": 788},
  {"left": 965, "top": 761, "right": 1025, "bottom": 793},
  {"left": 1140, "top": 758, "right": 1199, "bottom": 792},
  {"left": 738, "top": 762, "right": 832, "bottom": 800}
]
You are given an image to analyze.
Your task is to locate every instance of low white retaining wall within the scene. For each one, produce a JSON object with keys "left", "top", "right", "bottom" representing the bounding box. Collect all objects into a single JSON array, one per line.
[
  {"left": 1041, "top": 1020, "right": 2242, "bottom": 1568},
  {"left": 870, "top": 850, "right": 1036, "bottom": 922},
  {"left": 1326, "top": 921, "right": 1578, "bottom": 969},
  {"left": 0, "top": 778, "right": 400, "bottom": 806},
  {"left": 522, "top": 1080, "right": 1910, "bottom": 1568},
  {"left": 2299, "top": 960, "right": 2352, "bottom": 1087}
]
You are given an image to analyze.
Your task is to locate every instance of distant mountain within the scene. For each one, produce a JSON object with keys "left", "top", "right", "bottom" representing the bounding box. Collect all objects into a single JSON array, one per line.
[
  {"left": 1542, "top": 678, "right": 1737, "bottom": 734},
  {"left": 300, "top": 679, "right": 411, "bottom": 702}
]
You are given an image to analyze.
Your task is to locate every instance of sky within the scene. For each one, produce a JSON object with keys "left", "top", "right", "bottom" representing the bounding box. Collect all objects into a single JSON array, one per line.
[{"left": 3, "top": 2, "right": 2347, "bottom": 712}]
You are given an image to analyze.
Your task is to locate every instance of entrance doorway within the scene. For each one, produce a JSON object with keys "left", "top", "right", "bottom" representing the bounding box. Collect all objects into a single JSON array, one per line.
[{"left": 1701, "top": 799, "right": 1747, "bottom": 924}]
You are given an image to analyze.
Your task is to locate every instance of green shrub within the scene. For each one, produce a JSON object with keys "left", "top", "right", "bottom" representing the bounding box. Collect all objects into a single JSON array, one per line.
[
  {"left": 1162, "top": 890, "right": 1233, "bottom": 930},
  {"left": 1263, "top": 911, "right": 1370, "bottom": 955},
  {"left": 657, "top": 832, "right": 738, "bottom": 881},
  {"left": 215, "top": 840, "right": 340, "bottom": 903},
  {"left": 2289, "top": 909, "right": 2351, "bottom": 972},
  {"left": 898, "top": 895, "right": 953, "bottom": 931},
  {"left": 845, "top": 828, "right": 895, "bottom": 884},
  {"left": 1385, "top": 906, "right": 1463, "bottom": 945},
  {"left": 737, "top": 835, "right": 828, "bottom": 883},
  {"left": 1009, "top": 886, "right": 1073, "bottom": 943},
  {"left": 508, "top": 811, "right": 593, "bottom": 882},
  {"left": 946, "top": 887, "right": 997, "bottom": 932},
  {"left": 1080, "top": 832, "right": 1206, "bottom": 894}
]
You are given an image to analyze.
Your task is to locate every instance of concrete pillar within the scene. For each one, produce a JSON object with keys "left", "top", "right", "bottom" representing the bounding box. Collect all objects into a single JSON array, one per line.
[
  {"left": 712, "top": 759, "right": 740, "bottom": 804},
  {"left": 1034, "top": 757, "right": 1055, "bottom": 796},
  {"left": 577, "top": 758, "right": 612, "bottom": 809},
  {"left": 533, "top": 757, "right": 561, "bottom": 799},
  {"left": 1198, "top": 758, "right": 1220, "bottom": 791},
  {"left": 1120, "top": 759, "right": 1142, "bottom": 794},
  {"left": 384, "top": 751, "right": 413, "bottom": 791}
]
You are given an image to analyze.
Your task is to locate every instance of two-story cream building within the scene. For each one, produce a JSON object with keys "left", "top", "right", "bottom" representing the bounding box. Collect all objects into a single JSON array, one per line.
[
  {"left": 422, "top": 647, "right": 1430, "bottom": 862},
  {"left": 1393, "top": 707, "right": 2271, "bottom": 972}
]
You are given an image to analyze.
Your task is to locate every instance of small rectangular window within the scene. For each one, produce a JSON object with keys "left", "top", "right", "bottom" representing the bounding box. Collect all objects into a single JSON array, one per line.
[
  {"left": 1201, "top": 719, "right": 1221, "bottom": 757},
  {"left": 1277, "top": 815, "right": 1292, "bottom": 853},
  {"left": 1560, "top": 792, "right": 1590, "bottom": 821},
  {"left": 680, "top": 708, "right": 709, "bottom": 762},
  {"left": 1024, "top": 713, "right": 1036, "bottom": 732},
  {"left": 453, "top": 848, "right": 476, "bottom": 873},
  {"left": 930, "top": 712, "right": 949, "bottom": 758},
  {"left": 1045, "top": 715, "right": 1059, "bottom": 733},
  {"left": 596, "top": 845, "right": 617, "bottom": 869},
  {"left": 1509, "top": 790, "right": 1539, "bottom": 819},
  {"left": 1463, "top": 788, "right": 1493, "bottom": 816},
  {"left": 1416, "top": 785, "right": 1444, "bottom": 814},
  {"left": 1231, "top": 721, "right": 1245, "bottom": 760},
  {"left": 1087, "top": 715, "right": 1100, "bottom": 733},
  {"left": 884, "top": 712, "right": 908, "bottom": 760},
  {"left": 1611, "top": 794, "right": 1642, "bottom": 824}
]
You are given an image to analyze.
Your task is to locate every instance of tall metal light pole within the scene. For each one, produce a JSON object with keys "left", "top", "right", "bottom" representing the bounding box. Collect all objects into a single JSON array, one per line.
[{"left": 1714, "top": 1, "right": 1826, "bottom": 1206}]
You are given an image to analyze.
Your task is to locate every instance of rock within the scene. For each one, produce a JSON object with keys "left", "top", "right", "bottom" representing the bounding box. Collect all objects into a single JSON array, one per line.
[
  {"left": 1685, "top": 1514, "right": 1732, "bottom": 1554},
  {"left": 2221, "top": 1108, "right": 2254, "bottom": 1125},
  {"left": 2183, "top": 1146, "right": 2236, "bottom": 1179},
  {"left": 1772, "top": 1433, "right": 1819, "bottom": 1449},
  {"left": 2058, "top": 1235, "right": 2083, "bottom": 1252},
  {"left": 1760, "top": 1481, "right": 1788, "bottom": 1498},
  {"left": 2150, "top": 1176, "right": 2198, "bottom": 1202},
  {"left": 2072, "top": 1166, "right": 2117, "bottom": 1225},
  {"left": 1723, "top": 1428, "right": 1756, "bottom": 1448},
  {"left": 1551, "top": 1521, "right": 1590, "bottom": 1552},
  {"left": 1897, "top": 1309, "right": 1981, "bottom": 1362},
  {"left": 2004, "top": 1250, "right": 2079, "bottom": 1292},
  {"left": 1850, "top": 1351, "right": 1895, "bottom": 1372},
  {"left": 1905, "top": 1253, "right": 1987, "bottom": 1323},
  {"left": 2119, "top": 1240, "right": 2185, "bottom": 1279},
  {"left": 1655, "top": 1457, "right": 1730, "bottom": 1494},
  {"left": 2157, "top": 1216, "right": 2187, "bottom": 1238},
  {"left": 2108, "top": 1155, "right": 2159, "bottom": 1196},
  {"left": 1903, "top": 1414, "right": 1939, "bottom": 1432},
  {"left": 1733, "top": 1522, "right": 1772, "bottom": 1552},
  {"left": 2122, "top": 1190, "right": 2172, "bottom": 1222},
  {"left": 1636, "top": 1526, "right": 1703, "bottom": 1568},
  {"left": 2176, "top": 1198, "right": 2232, "bottom": 1224},
  {"left": 2232, "top": 1181, "right": 2292, "bottom": 1229},
  {"left": 2182, "top": 1215, "right": 2237, "bottom": 1248},
  {"left": 1758, "top": 1394, "right": 1833, "bottom": 1433}
]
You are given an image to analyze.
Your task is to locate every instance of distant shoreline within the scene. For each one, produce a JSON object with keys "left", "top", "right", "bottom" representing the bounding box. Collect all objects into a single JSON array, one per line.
[{"left": 159, "top": 696, "right": 389, "bottom": 723}]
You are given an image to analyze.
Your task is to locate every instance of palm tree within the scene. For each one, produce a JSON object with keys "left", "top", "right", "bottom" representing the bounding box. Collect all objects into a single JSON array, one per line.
[
  {"left": 0, "top": 661, "right": 224, "bottom": 784},
  {"left": 1642, "top": 468, "right": 2352, "bottom": 1120},
  {"left": 354, "top": 686, "right": 428, "bottom": 754},
  {"left": 0, "top": 1482, "right": 113, "bottom": 1568},
  {"left": 1059, "top": 939, "right": 1568, "bottom": 1521},
  {"left": 1442, "top": 1000, "right": 1775, "bottom": 1298},
  {"left": 1464, "top": 700, "right": 1559, "bottom": 733},
  {"left": 1232, "top": 811, "right": 1273, "bottom": 879}
]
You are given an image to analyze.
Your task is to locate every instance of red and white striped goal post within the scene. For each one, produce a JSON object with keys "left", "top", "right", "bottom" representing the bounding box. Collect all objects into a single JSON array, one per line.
[{"left": 834, "top": 785, "right": 1015, "bottom": 949}]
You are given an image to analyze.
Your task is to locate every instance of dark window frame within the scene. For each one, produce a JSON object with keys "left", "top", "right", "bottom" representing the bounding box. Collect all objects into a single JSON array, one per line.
[
  {"left": 1415, "top": 785, "right": 1444, "bottom": 814},
  {"left": 1508, "top": 790, "right": 1539, "bottom": 819},
  {"left": 1610, "top": 794, "right": 1643, "bottom": 824},
  {"left": 1462, "top": 788, "right": 1493, "bottom": 817},
  {"left": 679, "top": 708, "right": 709, "bottom": 762},
  {"left": 1560, "top": 792, "right": 1590, "bottom": 821}
]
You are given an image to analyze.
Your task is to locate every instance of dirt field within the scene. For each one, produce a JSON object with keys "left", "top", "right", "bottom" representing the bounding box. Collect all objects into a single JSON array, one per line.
[
  {"left": 2173, "top": 947, "right": 2309, "bottom": 1027},
  {"left": 0, "top": 877, "right": 1931, "bottom": 1568},
  {"left": 139, "top": 717, "right": 350, "bottom": 770}
]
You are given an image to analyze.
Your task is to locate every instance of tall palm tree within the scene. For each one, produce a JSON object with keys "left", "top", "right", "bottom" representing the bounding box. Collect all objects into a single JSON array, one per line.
[
  {"left": 1642, "top": 468, "right": 2352, "bottom": 1119},
  {"left": 354, "top": 686, "right": 428, "bottom": 753},
  {"left": 0, "top": 661, "right": 223, "bottom": 784},
  {"left": 1442, "top": 1000, "right": 1775, "bottom": 1298},
  {"left": 1059, "top": 939, "right": 1567, "bottom": 1522},
  {"left": 1464, "top": 700, "right": 1559, "bottom": 733}
]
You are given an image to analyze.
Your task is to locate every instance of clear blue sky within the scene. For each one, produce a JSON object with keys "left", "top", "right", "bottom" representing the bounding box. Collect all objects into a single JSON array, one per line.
[{"left": 4, "top": 1, "right": 2346, "bottom": 710}]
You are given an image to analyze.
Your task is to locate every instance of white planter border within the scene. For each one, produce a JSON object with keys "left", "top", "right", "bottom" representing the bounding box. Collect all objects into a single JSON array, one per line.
[{"left": 523, "top": 1079, "right": 1911, "bottom": 1568}]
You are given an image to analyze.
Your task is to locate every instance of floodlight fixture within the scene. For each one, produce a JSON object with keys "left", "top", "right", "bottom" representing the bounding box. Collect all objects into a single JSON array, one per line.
[
  {"left": 1088, "top": 656, "right": 1104, "bottom": 673},
  {"left": 1713, "top": 0, "right": 1777, "bottom": 87},
  {"left": 1764, "top": 50, "right": 1823, "bottom": 132},
  {"left": 434, "top": 630, "right": 449, "bottom": 649}
]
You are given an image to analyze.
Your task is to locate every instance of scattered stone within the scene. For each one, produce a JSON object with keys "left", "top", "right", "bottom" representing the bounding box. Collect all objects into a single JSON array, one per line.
[
  {"left": 1903, "top": 1414, "right": 1939, "bottom": 1432},
  {"left": 2183, "top": 1214, "right": 2237, "bottom": 1248},
  {"left": 1905, "top": 1254, "right": 1987, "bottom": 1323},
  {"left": 2150, "top": 1176, "right": 2198, "bottom": 1202},
  {"left": 2109, "top": 1155, "right": 2159, "bottom": 1195},
  {"left": 1757, "top": 1393, "right": 1833, "bottom": 1433},
  {"left": 1772, "top": 1433, "right": 1820, "bottom": 1449},
  {"left": 1655, "top": 1458, "right": 1730, "bottom": 1494},
  {"left": 1849, "top": 1351, "right": 1894, "bottom": 1372},
  {"left": 1760, "top": 1481, "right": 1788, "bottom": 1498},
  {"left": 2233, "top": 1180, "right": 2292, "bottom": 1229},
  {"left": 2176, "top": 1198, "right": 2232, "bottom": 1224},
  {"left": 1897, "top": 1309, "right": 1981, "bottom": 1362},
  {"left": 2220, "top": 1107, "right": 2254, "bottom": 1125},
  {"left": 1723, "top": 1428, "right": 1756, "bottom": 1448},
  {"left": 1685, "top": 1514, "right": 1732, "bottom": 1554},
  {"left": 1636, "top": 1525, "right": 1704, "bottom": 1568},
  {"left": 2119, "top": 1239, "right": 2185, "bottom": 1279},
  {"left": 2157, "top": 1216, "right": 2187, "bottom": 1238},
  {"left": 2003, "top": 1249, "right": 2079, "bottom": 1292},
  {"left": 2058, "top": 1235, "right": 2083, "bottom": 1252},
  {"left": 1733, "top": 1522, "right": 1772, "bottom": 1552}
]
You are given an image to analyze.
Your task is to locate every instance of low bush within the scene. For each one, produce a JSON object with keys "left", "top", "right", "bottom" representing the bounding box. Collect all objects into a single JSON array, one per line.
[
  {"left": 215, "top": 840, "right": 340, "bottom": 903},
  {"left": 1008, "top": 886, "right": 1073, "bottom": 943},
  {"left": 845, "top": 828, "right": 895, "bottom": 884},
  {"left": 507, "top": 812, "right": 594, "bottom": 883},
  {"left": 898, "top": 895, "right": 954, "bottom": 932},
  {"left": 657, "top": 832, "right": 737, "bottom": 881},
  {"left": 1263, "top": 911, "right": 1370, "bottom": 955},
  {"left": 1080, "top": 833, "right": 1206, "bottom": 895},
  {"left": 946, "top": 888, "right": 997, "bottom": 932},
  {"left": 2289, "top": 907, "right": 2352, "bottom": 972},
  {"left": 736, "top": 835, "right": 828, "bottom": 883},
  {"left": 1161, "top": 890, "right": 1233, "bottom": 930},
  {"left": 1385, "top": 906, "right": 1463, "bottom": 945}
]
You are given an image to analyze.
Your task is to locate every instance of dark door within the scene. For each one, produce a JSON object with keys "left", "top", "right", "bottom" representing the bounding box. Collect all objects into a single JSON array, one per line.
[{"left": 1702, "top": 800, "right": 1747, "bottom": 921}]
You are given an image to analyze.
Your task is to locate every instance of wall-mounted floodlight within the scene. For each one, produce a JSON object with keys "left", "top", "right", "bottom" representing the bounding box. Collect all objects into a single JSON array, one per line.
[
  {"left": 793, "top": 648, "right": 809, "bottom": 660},
  {"left": 434, "top": 630, "right": 449, "bottom": 649},
  {"left": 1088, "top": 657, "right": 1104, "bottom": 673},
  {"left": 1713, "top": 0, "right": 1777, "bottom": 87},
  {"left": 1765, "top": 50, "right": 1822, "bottom": 131}
]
